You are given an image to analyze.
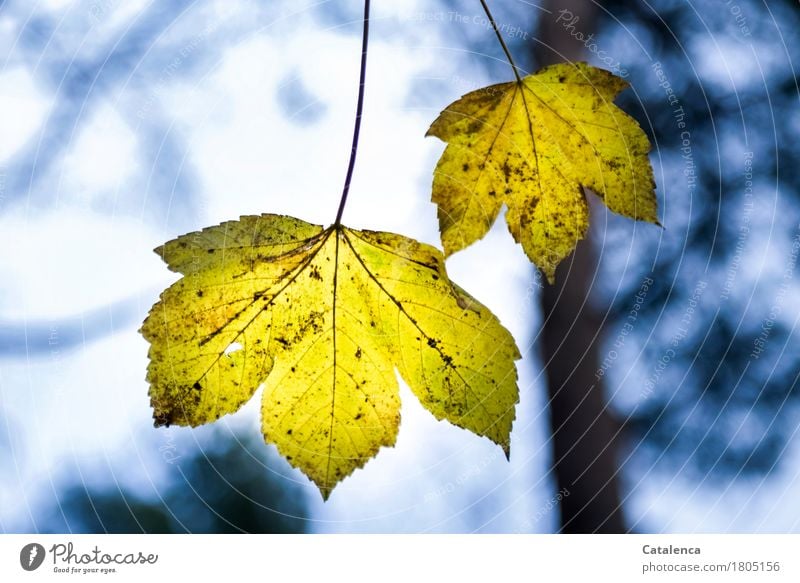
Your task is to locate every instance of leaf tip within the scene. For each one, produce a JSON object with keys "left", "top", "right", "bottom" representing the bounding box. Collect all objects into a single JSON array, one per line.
[
  {"left": 541, "top": 268, "right": 557, "bottom": 286},
  {"left": 319, "top": 487, "right": 332, "bottom": 502}
]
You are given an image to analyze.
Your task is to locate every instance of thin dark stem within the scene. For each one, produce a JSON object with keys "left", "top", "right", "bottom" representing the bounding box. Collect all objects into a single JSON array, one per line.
[
  {"left": 334, "top": 0, "right": 370, "bottom": 226},
  {"left": 479, "top": 0, "right": 522, "bottom": 82}
]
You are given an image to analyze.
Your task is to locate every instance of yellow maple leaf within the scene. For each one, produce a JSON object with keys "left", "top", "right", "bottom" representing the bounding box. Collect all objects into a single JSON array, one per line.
[
  {"left": 141, "top": 214, "right": 520, "bottom": 499},
  {"left": 427, "top": 62, "right": 658, "bottom": 282}
]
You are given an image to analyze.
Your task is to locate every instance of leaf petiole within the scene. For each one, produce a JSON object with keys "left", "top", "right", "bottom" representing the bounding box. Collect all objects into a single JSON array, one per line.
[
  {"left": 479, "top": 0, "right": 523, "bottom": 83},
  {"left": 333, "top": 0, "right": 371, "bottom": 227}
]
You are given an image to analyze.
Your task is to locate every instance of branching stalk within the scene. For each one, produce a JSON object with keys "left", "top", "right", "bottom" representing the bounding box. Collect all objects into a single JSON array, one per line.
[
  {"left": 334, "top": 0, "right": 371, "bottom": 226},
  {"left": 479, "top": 0, "right": 523, "bottom": 82}
]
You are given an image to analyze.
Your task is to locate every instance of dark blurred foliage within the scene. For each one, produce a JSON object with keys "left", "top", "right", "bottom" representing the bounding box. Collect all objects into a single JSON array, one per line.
[
  {"left": 43, "top": 431, "right": 309, "bottom": 533},
  {"left": 591, "top": 0, "right": 800, "bottom": 480}
]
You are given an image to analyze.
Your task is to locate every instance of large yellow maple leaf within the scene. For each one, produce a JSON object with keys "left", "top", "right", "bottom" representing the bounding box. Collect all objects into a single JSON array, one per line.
[
  {"left": 141, "top": 214, "right": 519, "bottom": 499},
  {"left": 427, "top": 62, "right": 658, "bottom": 282}
]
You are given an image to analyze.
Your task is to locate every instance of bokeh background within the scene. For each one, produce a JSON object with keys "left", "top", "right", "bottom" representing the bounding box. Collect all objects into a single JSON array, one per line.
[{"left": 0, "top": 0, "right": 798, "bottom": 533}]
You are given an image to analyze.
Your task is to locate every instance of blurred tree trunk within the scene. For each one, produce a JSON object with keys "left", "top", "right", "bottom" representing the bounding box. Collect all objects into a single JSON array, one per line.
[{"left": 531, "top": 0, "right": 626, "bottom": 533}]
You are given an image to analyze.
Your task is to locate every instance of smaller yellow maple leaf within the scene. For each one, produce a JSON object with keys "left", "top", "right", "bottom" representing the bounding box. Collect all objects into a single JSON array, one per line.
[{"left": 427, "top": 62, "right": 659, "bottom": 282}]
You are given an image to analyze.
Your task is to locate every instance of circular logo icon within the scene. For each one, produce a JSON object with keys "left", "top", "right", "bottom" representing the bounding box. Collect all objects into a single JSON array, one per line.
[{"left": 20, "top": 543, "right": 46, "bottom": 571}]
